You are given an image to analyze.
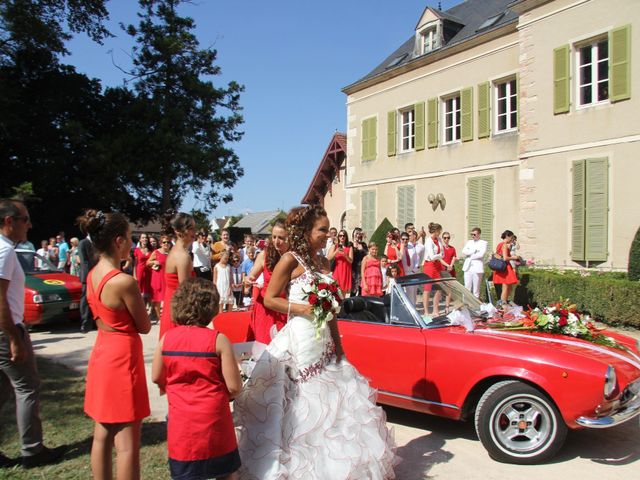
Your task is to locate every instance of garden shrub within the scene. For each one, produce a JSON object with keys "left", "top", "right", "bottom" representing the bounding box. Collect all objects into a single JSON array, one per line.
[
  {"left": 628, "top": 226, "right": 640, "bottom": 281},
  {"left": 369, "top": 217, "right": 394, "bottom": 254}
]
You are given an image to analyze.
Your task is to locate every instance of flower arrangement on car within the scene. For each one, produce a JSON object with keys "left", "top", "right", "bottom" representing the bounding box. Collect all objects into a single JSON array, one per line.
[
  {"left": 302, "top": 279, "right": 344, "bottom": 338},
  {"left": 487, "top": 299, "right": 627, "bottom": 350}
]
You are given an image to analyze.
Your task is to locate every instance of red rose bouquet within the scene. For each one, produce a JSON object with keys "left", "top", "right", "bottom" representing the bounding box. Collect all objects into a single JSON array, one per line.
[{"left": 302, "top": 278, "right": 344, "bottom": 338}]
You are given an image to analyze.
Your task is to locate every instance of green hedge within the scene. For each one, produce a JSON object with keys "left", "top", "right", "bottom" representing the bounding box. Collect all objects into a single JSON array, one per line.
[
  {"left": 513, "top": 269, "right": 640, "bottom": 328},
  {"left": 369, "top": 217, "right": 394, "bottom": 254}
]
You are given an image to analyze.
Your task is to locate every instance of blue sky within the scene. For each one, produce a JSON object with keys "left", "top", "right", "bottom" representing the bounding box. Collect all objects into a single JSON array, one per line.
[{"left": 67, "top": 0, "right": 462, "bottom": 219}]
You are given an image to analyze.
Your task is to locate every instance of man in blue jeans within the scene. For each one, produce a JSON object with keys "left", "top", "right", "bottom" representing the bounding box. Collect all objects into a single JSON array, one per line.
[{"left": 0, "top": 199, "right": 66, "bottom": 468}]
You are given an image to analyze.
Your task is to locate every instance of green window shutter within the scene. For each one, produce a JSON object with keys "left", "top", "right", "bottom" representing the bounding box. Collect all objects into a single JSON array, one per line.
[
  {"left": 362, "top": 118, "right": 377, "bottom": 161},
  {"left": 362, "top": 190, "right": 376, "bottom": 238},
  {"left": 427, "top": 97, "right": 438, "bottom": 148},
  {"left": 477, "top": 82, "right": 490, "bottom": 139},
  {"left": 361, "top": 119, "right": 369, "bottom": 161},
  {"left": 571, "top": 160, "right": 586, "bottom": 261},
  {"left": 369, "top": 117, "right": 377, "bottom": 160},
  {"left": 406, "top": 185, "right": 415, "bottom": 225},
  {"left": 480, "top": 176, "right": 494, "bottom": 252},
  {"left": 461, "top": 87, "right": 473, "bottom": 141},
  {"left": 585, "top": 158, "right": 609, "bottom": 261},
  {"left": 387, "top": 111, "right": 397, "bottom": 157},
  {"left": 397, "top": 186, "right": 406, "bottom": 227},
  {"left": 468, "top": 176, "right": 493, "bottom": 252},
  {"left": 414, "top": 102, "right": 425, "bottom": 151},
  {"left": 610, "top": 24, "right": 631, "bottom": 102},
  {"left": 553, "top": 45, "right": 570, "bottom": 114}
]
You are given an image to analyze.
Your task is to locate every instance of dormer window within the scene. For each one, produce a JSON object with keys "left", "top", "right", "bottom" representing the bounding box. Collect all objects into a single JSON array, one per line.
[
  {"left": 418, "top": 22, "right": 441, "bottom": 55},
  {"left": 421, "top": 28, "right": 439, "bottom": 54}
]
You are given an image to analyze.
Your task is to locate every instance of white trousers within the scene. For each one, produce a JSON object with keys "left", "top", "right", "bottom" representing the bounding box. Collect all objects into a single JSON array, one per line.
[{"left": 464, "top": 271, "right": 483, "bottom": 298}]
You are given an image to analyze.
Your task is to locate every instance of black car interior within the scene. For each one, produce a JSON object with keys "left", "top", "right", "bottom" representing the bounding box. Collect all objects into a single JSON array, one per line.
[{"left": 340, "top": 295, "right": 390, "bottom": 323}]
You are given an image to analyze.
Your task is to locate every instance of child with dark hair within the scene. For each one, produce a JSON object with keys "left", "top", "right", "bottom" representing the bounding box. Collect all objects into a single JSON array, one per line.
[{"left": 152, "top": 278, "right": 242, "bottom": 480}]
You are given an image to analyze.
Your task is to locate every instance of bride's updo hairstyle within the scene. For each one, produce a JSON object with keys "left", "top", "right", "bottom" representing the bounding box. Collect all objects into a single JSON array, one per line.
[
  {"left": 265, "top": 219, "right": 286, "bottom": 272},
  {"left": 77, "top": 209, "right": 129, "bottom": 254},
  {"left": 286, "top": 205, "right": 327, "bottom": 271},
  {"left": 161, "top": 209, "right": 195, "bottom": 238}
]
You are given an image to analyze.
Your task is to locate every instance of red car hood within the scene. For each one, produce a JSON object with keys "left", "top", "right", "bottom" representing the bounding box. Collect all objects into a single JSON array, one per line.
[{"left": 473, "top": 325, "right": 640, "bottom": 382}]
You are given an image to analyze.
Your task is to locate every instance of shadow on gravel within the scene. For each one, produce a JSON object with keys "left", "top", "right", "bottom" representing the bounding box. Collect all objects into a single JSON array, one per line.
[{"left": 550, "top": 419, "right": 640, "bottom": 465}]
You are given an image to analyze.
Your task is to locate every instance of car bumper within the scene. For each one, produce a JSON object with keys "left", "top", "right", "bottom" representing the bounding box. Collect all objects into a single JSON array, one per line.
[{"left": 576, "top": 379, "right": 640, "bottom": 428}]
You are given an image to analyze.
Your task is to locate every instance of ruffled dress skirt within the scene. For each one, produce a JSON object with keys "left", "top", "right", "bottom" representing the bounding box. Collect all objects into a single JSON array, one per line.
[{"left": 233, "top": 316, "right": 397, "bottom": 479}]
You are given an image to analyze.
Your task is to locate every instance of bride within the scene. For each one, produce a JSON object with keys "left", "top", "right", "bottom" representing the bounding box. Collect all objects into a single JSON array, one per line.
[{"left": 233, "top": 205, "right": 396, "bottom": 479}]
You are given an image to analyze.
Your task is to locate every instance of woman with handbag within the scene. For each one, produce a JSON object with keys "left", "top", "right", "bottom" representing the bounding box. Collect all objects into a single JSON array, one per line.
[{"left": 492, "top": 230, "right": 519, "bottom": 304}]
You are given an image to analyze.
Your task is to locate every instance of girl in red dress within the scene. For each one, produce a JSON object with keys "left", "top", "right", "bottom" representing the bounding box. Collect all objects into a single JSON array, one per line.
[
  {"left": 245, "top": 220, "right": 289, "bottom": 343},
  {"left": 327, "top": 229, "right": 353, "bottom": 295},
  {"left": 79, "top": 209, "right": 151, "bottom": 480},
  {"left": 148, "top": 236, "right": 170, "bottom": 322},
  {"left": 384, "top": 230, "right": 403, "bottom": 276},
  {"left": 159, "top": 210, "right": 196, "bottom": 339},
  {"left": 423, "top": 222, "right": 445, "bottom": 316},
  {"left": 361, "top": 242, "right": 383, "bottom": 296},
  {"left": 152, "top": 278, "right": 242, "bottom": 480},
  {"left": 133, "top": 233, "right": 153, "bottom": 314},
  {"left": 493, "top": 230, "right": 520, "bottom": 304}
]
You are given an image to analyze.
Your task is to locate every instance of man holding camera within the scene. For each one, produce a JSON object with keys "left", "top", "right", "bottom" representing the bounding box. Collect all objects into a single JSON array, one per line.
[{"left": 192, "top": 231, "right": 212, "bottom": 280}]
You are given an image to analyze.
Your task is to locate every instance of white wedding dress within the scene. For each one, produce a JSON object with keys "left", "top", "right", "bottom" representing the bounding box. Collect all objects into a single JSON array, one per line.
[{"left": 233, "top": 253, "right": 397, "bottom": 479}]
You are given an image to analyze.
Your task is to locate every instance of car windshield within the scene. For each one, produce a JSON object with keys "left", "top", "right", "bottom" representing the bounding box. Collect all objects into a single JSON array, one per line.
[
  {"left": 393, "top": 274, "right": 486, "bottom": 327},
  {"left": 16, "top": 250, "right": 59, "bottom": 274}
]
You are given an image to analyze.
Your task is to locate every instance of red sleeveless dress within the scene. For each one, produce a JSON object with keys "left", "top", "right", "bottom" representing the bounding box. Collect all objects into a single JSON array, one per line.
[
  {"left": 162, "top": 326, "right": 241, "bottom": 478},
  {"left": 247, "top": 264, "right": 287, "bottom": 344},
  {"left": 332, "top": 246, "right": 353, "bottom": 293},
  {"left": 84, "top": 269, "right": 150, "bottom": 423},
  {"left": 493, "top": 242, "right": 518, "bottom": 285},
  {"left": 134, "top": 247, "right": 152, "bottom": 296},
  {"left": 150, "top": 250, "right": 168, "bottom": 302},
  {"left": 361, "top": 257, "right": 383, "bottom": 296}
]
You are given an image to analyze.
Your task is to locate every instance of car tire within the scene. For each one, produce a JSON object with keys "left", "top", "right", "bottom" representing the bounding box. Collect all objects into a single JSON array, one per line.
[{"left": 475, "top": 380, "right": 567, "bottom": 464}]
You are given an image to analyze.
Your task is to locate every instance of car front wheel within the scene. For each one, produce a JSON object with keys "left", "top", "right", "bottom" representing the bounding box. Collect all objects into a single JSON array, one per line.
[{"left": 475, "top": 380, "right": 568, "bottom": 464}]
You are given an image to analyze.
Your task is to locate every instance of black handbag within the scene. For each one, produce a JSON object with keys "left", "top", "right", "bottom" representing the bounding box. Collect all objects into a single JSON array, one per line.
[{"left": 488, "top": 254, "right": 507, "bottom": 272}]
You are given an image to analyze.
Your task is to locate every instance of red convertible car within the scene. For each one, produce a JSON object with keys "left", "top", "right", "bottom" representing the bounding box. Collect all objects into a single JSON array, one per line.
[{"left": 215, "top": 274, "right": 640, "bottom": 464}]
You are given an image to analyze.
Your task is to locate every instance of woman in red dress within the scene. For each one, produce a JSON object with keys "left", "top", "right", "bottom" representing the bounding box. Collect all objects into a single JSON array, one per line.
[
  {"left": 384, "top": 230, "right": 403, "bottom": 276},
  {"left": 245, "top": 220, "right": 289, "bottom": 343},
  {"left": 133, "top": 233, "right": 153, "bottom": 315},
  {"left": 493, "top": 229, "right": 520, "bottom": 304},
  {"left": 441, "top": 231, "right": 458, "bottom": 312},
  {"left": 159, "top": 210, "right": 196, "bottom": 339},
  {"left": 79, "top": 209, "right": 151, "bottom": 480},
  {"left": 327, "top": 229, "right": 353, "bottom": 295},
  {"left": 361, "top": 242, "right": 383, "bottom": 296},
  {"left": 152, "top": 278, "right": 242, "bottom": 480},
  {"left": 423, "top": 222, "right": 445, "bottom": 316},
  {"left": 148, "top": 235, "right": 171, "bottom": 322}
]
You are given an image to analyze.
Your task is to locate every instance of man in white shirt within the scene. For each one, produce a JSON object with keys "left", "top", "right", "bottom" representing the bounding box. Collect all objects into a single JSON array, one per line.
[
  {"left": 0, "top": 199, "right": 65, "bottom": 468},
  {"left": 461, "top": 227, "right": 488, "bottom": 299},
  {"left": 323, "top": 227, "right": 337, "bottom": 257},
  {"left": 192, "top": 231, "right": 212, "bottom": 280}
]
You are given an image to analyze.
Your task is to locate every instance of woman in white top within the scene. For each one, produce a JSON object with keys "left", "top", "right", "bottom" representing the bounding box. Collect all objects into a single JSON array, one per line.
[{"left": 422, "top": 222, "right": 445, "bottom": 316}]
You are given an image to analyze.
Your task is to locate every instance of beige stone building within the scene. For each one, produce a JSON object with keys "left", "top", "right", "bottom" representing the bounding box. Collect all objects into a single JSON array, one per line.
[{"left": 340, "top": 0, "right": 636, "bottom": 269}]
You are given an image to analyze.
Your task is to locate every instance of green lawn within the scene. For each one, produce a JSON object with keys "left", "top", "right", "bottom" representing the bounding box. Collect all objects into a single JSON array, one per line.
[{"left": 0, "top": 357, "right": 170, "bottom": 479}]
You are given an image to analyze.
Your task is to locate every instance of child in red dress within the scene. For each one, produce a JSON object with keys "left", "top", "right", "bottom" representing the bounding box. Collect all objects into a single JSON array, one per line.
[
  {"left": 152, "top": 278, "right": 242, "bottom": 480},
  {"left": 361, "top": 242, "right": 383, "bottom": 296}
]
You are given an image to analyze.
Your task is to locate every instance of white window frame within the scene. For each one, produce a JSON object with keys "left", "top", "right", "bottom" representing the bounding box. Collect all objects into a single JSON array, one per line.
[
  {"left": 421, "top": 28, "right": 437, "bottom": 54},
  {"left": 494, "top": 77, "right": 517, "bottom": 134},
  {"left": 442, "top": 94, "right": 461, "bottom": 144},
  {"left": 575, "top": 36, "right": 609, "bottom": 108},
  {"left": 399, "top": 107, "right": 415, "bottom": 152}
]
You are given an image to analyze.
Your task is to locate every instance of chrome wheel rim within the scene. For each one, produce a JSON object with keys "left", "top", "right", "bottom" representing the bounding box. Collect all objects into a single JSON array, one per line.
[{"left": 489, "top": 393, "right": 556, "bottom": 456}]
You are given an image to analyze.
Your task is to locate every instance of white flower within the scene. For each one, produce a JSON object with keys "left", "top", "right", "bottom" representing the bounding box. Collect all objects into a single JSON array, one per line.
[{"left": 317, "top": 289, "right": 330, "bottom": 298}]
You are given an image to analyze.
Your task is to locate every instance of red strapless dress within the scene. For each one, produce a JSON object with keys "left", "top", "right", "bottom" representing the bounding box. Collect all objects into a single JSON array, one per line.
[
  {"left": 84, "top": 269, "right": 150, "bottom": 423},
  {"left": 160, "top": 270, "right": 196, "bottom": 339},
  {"left": 246, "top": 265, "right": 287, "bottom": 344}
]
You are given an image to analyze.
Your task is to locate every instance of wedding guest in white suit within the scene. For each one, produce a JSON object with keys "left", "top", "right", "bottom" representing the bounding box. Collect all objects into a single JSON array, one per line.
[{"left": 461, "top": 227, "right": 488, "bottom": 298}]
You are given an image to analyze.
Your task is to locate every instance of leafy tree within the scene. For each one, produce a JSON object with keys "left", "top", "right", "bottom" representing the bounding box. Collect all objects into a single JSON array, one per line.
[
  {"left": 629, "top": 227, "right": 640, "bottom": 281},
  {"left": 190, "top": 208, "right": 210, "bottom": 233},
  {"left": 369, "top": 218, "right": 395, "bottom": 254},
  {"left": 121, "top": 0, "right": 244, "bottom": 213}
]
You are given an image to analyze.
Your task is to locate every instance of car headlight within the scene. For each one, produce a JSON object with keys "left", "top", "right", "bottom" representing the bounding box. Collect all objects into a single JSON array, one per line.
[
  {"left": 32, "top": 294, "right": 62, "bottom": 303},
  {"left": 604, "top": 365, "right": 617, "bottom": 399}
]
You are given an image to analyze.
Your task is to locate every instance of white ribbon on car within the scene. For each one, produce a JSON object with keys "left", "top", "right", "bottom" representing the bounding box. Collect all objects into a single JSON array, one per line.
[{"left": 475, "top": 328, "right": 640, "bottom": 371}]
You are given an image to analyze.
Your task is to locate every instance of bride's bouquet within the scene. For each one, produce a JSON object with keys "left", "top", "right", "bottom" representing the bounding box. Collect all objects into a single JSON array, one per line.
[{"left": 302, "top": 278, "right": 344, "bottom": 338}]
